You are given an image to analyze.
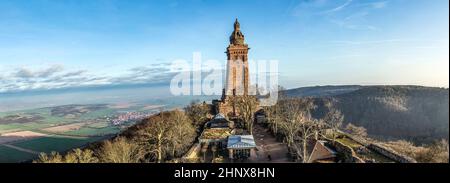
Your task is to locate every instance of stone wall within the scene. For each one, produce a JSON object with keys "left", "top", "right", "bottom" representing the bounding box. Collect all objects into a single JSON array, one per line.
[
  {"left": 320, "top": 135, "right": 365, "bottom": 163},
  {"left": 368, "top": 143, "right": 417, "bottom": 163},
  {"left": 332, "top": 140, "right": 365, "bottom": 163},
  {"left": 337, "top": 130, "right": 416, "bottom": 163},
  {"left": 336, "top": 129, "right": 369, "bottom": 146}
]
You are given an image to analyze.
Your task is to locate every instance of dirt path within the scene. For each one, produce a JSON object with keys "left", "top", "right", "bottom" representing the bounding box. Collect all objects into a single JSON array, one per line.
[
  {"left": 249, "top": 124, "right": 290, "bottom": 163},
  {"left": 1, "top": 144, "right": 40, "bottom": 155}
]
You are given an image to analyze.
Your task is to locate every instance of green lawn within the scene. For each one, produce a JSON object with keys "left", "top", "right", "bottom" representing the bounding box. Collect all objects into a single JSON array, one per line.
[
  {"left": 336, "top": 137, "right": 362, "bottom": 149},
  {"left": 0, "top": 145, "right": 37, "bottom": 163},
  {"left": 11, "top": 136, "right": 104, "bottom": 154}
]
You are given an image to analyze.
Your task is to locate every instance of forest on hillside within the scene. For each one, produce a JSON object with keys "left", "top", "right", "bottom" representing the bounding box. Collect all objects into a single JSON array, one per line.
[{"left": 288, "top": 86, "right": 449, "bottom": 145}]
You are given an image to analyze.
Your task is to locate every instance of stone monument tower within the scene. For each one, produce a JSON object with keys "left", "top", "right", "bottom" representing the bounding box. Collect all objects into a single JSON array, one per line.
[
  {"left": 223, "top": 18, "right": 250, "bottom": 99},
  {"left": 215, "top": 19, "right": 250, "bottom": 116}
]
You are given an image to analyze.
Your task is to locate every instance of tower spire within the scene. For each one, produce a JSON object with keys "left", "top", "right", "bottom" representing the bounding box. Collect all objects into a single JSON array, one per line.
[{"left": 230, "top": 18, "right": 244, "bottom": 45}]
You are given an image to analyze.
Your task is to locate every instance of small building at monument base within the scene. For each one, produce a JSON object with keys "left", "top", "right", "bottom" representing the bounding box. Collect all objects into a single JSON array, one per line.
[{"left": 227, "top": 135, "right": 257, "bottom": 160}]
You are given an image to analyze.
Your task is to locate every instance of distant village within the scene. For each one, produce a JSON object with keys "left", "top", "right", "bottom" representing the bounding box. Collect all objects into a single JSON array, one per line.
[{"left": 109, "top": 111, "right": 156, "bottom": 126}]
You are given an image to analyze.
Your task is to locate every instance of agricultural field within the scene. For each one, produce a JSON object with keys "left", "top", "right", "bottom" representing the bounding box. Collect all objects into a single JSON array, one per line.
[
  {"left": 0, "top": 103, "right": 161, "bottom": 163},
  {"left": 0, "top": 95, "right": 214, "bottom": 163},
  {"left": 10, "top": 136, "right": 106, "bottom": 154},
  {"left": 62, "top": 126, "right": 121, "bottom": 136},
  {"left": 0, "top": 145, "right": 38, "bottom": 163}
]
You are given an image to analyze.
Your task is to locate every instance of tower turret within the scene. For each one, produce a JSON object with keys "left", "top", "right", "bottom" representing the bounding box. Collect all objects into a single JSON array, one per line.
[{"left": 230, "top": 18, "right": 245, "bottom": 45}]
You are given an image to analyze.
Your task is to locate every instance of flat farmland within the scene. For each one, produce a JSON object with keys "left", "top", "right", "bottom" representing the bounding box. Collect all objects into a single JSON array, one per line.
[
  {"left": 0, "top": 130, "right": 48, "bottom": 144},
  {"left": 63, "top": 126, "right": 120, "bottom": 136},
  {"left": 10, "top": 136, "right": 105, "bottom": 154},
  {"left": 0, "top": 103, "right": 162, "bottom": 162},
  {"left": 0, "top": 145, "right": 37, "bottom": 163},
  {"left": 42, "top": 122, "right": 87, "bottom": 133}
]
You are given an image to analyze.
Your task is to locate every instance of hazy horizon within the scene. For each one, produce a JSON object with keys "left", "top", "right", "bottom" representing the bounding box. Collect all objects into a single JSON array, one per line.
[{"left": 0, "top": 83, "right": 447, "bottom": 113}]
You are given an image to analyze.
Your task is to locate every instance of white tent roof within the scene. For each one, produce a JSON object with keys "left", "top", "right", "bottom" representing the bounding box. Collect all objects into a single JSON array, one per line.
[
  {"left": 214, "top": 113, "right": 226, "bottom": 119},
  {"left": 227, "top": 135, "right": 256, "bottom": 149}
]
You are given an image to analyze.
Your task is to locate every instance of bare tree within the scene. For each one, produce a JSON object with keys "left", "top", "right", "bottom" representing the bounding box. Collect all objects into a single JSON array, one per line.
[
  {"left": 97, "top": 137, "right": 144, "bottom": 163},
  {"left": 136, "top": 113, "right": 171, "bottom": 163},
  {"left": 278, "top": 99, "right": 314, "bottom": 146},
  {"left": 168, "top": 110, "right": 197, "bottom": 158},
  {"left": 383, "top": 139, "right": 449, "bottom": 163},
  {"left": 421, "top": 139, "right": 449, "bottom": 163},
  {"left": 35, "top": 148, "right": 99, "bottom": 163},
  {"left": 262, "top": 86, "right": 287, "bottom": 135},
  {"left": 263, "top": 103, "right": 281, "bottom": 135},
  {"left": 296, "top": 120, "right": 320, "bottom": 163},
  {"left": 184, "top": 101, "right": 211, "bottom": 128},
  {"left": 65, "top": 148, "right": 99, "bottom": 163},
  {"left": 323, "top": 108, "right": 344, "bottom": 142},
  {"left": 34, "top": 151, "right": 64, "bottom": 163},
  {"left": 235, "top": 95, "right": 259, "bottom": 134},
  {"left": 274, "top": 98, "right": 325, "bottom": 163},
  {"left": 131, "top": 110, "right": 196, "bottom": 163},
  {"left": 345, "top": 123, "right": 368, "bottom": 138},
  {"left": 278, "top": 100, "right": 302, "bottom": 148}
]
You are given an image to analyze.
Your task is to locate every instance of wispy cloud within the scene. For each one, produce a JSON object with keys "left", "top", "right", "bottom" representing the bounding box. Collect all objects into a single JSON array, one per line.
[
  {"left": 290, "top": 0, "right": 389, "bottom": 31},
  {"left": 329, "top": 39, "right": 447, "bottom": 46},
  {"left": 290, "top": 0, "right": 329, "bottom": 17},
  {"left": 109, "top": 65, "right": 174, "bottom": 85},
  {"left": 0, "top": 63, "right": 178, "bottom": 93},
  {"left": 60, "top": 70, "right": 87, "bottom": 78},
  {"left": 358, "top": 1, "right": 388, "bottom": 9},
  {"left": 290, "top": 0, "right": 389, "bottom": 30},
  {"left": 13, "top": 65, "right": 64, "bottom": 79},
  {"left": 330, "top": 19, "right": 378, "bottom": 30},
  {"left": 328, "top": 0, "right": 389, "bottom": 30},
  {"left": 321, "top": 0, "right": 353, "bottom": 14}
]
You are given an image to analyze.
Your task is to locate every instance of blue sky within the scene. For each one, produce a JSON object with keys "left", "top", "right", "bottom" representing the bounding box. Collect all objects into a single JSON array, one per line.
[{"left": 0, "top": 0, "right": 448, "bottom": 93}]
